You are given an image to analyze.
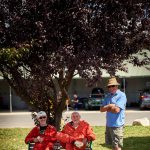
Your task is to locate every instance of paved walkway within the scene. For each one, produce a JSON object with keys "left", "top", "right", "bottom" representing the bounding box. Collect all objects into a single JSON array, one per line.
[{"left": 0, "top": 108, "right": 150, "bottom": 128}]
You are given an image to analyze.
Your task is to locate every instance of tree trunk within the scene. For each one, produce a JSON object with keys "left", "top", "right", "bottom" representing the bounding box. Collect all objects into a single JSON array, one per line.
[{"left": 54, "top": 110, "right": 63, "bottom": 130}]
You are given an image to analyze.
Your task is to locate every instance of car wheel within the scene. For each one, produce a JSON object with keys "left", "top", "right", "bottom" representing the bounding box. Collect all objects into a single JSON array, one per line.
[
  {"left": 85, "top": 102, "right": 89, "bottom": 110},
  {"left": 89, "top": 106, "right": 93, "bottom": 110},
  {"left": 140, "top": 105, "right": 145, "bottom": 110}
]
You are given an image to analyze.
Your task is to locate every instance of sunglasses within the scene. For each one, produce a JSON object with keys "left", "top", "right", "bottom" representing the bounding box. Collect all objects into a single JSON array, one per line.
[
  {"left": 108, "top": 85, "right": 116, "bottom": 88},
  {"left": 39, "top": 116, "right": 46, "bottom": 119}
]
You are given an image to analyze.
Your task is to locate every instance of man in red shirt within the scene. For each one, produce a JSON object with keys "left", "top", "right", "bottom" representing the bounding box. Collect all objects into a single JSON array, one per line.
[{"left": 56, "top": 112, "right": 96, "bottom": 150}]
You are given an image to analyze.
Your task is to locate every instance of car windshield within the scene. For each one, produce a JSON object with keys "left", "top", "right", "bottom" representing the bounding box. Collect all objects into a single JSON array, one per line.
[
  {"left": 90, "top": 94, "right": 103, "bottom": 98},
  {"left": 141, "top": 89, "right": 150, "bottom": 95},
  {"left": 92, "top": 88, "right": 104, "bottom": 94}
]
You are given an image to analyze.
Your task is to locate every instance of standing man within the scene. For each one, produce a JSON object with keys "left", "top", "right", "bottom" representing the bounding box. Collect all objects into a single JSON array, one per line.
[{"left": 100, "top": 77, "right": 127, "bottom": 150}]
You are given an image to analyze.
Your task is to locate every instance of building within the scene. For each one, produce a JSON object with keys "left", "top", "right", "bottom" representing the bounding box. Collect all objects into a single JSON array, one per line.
[
  {"left": 0, "top": 63, "right": 150, "bottom": 111},
  {"left": 69, "top": 63, "right": 150, "bottom": 106}
]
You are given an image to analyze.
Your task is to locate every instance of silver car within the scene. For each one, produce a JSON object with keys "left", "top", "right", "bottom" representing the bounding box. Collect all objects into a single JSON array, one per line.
[
  {"left": 84, "top": 87, "right": 105, "bottom": 110},
  {"left": 139, "top": 89, "right": 150, "bottom": 110},
  {"left": 85, "top": 94, "right": 104, "bottom": 110}
]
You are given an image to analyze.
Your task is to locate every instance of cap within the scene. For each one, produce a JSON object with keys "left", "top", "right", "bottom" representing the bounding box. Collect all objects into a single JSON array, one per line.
[{"left": 37, "top": 111, "right": 47, "bottom": 118}]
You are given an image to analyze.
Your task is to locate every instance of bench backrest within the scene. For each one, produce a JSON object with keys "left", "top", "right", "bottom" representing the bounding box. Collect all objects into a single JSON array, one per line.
[
  {"left": 28, "top": 141, "right": 92, "bottom": 150},
  {"left": 28, "top": 143, "right": 34, "bottom": 150},
  {"left": 28, "top": 142, "right": 64, "bottom": 150}
]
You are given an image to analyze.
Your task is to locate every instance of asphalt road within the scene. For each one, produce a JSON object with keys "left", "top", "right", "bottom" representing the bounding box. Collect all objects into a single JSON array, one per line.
[{"left": 0, "top": 109, "right": 150, "bottom": 128}]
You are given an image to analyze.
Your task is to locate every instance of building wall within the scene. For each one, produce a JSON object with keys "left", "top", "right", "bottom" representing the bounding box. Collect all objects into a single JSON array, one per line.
[
  {"left": 68, "top": 77, "right": 150, "bottom": 105},
  {"left": 0, "top": 80, "right": 10, "bottom": 109},
  {"left": 0, "top": 80, "right": 28, "bottom": 110},
  {"left": 0, "top": 77, "right": 150, "bottom": 110},
  {"left": 125, "top": 77, "right": 150, "bottom": 104}
]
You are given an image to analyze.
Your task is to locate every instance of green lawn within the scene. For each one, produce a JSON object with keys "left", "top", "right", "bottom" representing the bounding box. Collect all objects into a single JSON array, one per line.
[{"left": 0, "top": 126, "right": 150, "bottom": 150}]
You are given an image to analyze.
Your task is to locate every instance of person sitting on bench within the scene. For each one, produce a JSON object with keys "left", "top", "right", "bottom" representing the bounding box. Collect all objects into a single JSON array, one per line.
[
  {"left": 25, "top": 111, "right": 57, "bottom": 150},
  {"left": 56, "top": 112, "right": 96, "bottom": 150}
]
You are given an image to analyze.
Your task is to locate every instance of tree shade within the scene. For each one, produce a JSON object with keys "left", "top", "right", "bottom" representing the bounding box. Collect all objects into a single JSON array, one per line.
[{"left": 0, "top": 0, "right": 150, "bottom": 129}]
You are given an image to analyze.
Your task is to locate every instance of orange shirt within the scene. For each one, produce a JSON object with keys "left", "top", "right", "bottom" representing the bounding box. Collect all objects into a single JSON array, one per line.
[{"left": 57, "top": 120, "right": 96, "bottom": 150}]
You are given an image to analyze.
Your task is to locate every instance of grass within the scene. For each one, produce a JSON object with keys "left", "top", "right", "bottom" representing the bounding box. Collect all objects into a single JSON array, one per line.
[
  {"left": 0, "top": 126, "right": 150, "bottom": 150},
  {"left": 93, "top": 126, "right": 150, "bottom": 150}
]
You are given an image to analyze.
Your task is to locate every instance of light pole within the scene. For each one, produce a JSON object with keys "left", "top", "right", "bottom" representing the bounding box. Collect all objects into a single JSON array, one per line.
[
  {"left": 9, "top": 86, "right": 12, "bottom": 112},
  {"left": 123, "top": 78, "right": 126, "bottom": 93}
]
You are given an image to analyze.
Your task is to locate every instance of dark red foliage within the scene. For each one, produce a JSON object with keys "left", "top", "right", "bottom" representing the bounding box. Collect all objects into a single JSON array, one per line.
[{"left": 0, "top": 0, "right": 150, "bottom": 129}]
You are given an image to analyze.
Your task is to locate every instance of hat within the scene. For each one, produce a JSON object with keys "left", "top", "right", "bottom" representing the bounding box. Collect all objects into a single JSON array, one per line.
[
  {"left": 107, "top": 77, "right": 120, "bottom": 87},
  {"left": 37, "top": 111, "right": 47, "bottom": 118}
]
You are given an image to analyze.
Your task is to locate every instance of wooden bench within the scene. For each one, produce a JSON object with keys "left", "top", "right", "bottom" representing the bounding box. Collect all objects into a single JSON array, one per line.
[{"left": 28, "top": 141, "right": 92, "bottom": 150}]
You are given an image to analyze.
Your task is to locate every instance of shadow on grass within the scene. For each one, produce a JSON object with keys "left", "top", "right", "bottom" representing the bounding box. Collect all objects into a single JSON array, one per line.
[
  {"left": 99, "top": 136, "right": 150, "bottom": 150},
  {"left": 99, "top": 143, "right": 112, "bottom": 149},
  {"left": 124, "top": 136, "right": 150, "bottom": 150}
]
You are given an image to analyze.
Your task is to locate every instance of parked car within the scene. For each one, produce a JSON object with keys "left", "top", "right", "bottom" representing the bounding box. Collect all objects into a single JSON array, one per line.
[
  {"left": 84, "top": 88, "right": 105, "bottom": 110},
  {"left": 78, "top": 97, "right": 89, "bottom": 109},
  {"left": 139, "top": 89, "right": 150, "bottom": 110}
]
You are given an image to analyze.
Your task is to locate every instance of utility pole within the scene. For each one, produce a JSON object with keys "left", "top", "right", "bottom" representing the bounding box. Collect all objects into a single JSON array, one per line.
[
  {"left": 123, "top": 78, "right": 126, "bottom": 93},
  {"left": 9, "top": 86, "right": 12, "bottom": 112}
]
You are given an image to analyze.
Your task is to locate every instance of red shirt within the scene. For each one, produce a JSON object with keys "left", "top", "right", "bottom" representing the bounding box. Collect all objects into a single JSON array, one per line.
[
  {"left": 56, "top": 120, "right": 96, "bottom": 150},
  {"left": 25, "top": 125, "right": 57, "bottom": 150}
]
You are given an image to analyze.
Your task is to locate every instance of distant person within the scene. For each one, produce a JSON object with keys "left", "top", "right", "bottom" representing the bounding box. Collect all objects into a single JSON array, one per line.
[
  {"left": 100, "top": 77, "right": 127, "bottom": 150},
  {"left": 56, "top": 112, "right": 96, "bottom": 150},
  {"left": 66, "top": 97, "right": 70, "bottom": 111},
  {"left": 25, "top": 111, "right": 57, "bottom": 150},
  {"left": 73, "top": 94, "right": 79, "bottom": 110}
]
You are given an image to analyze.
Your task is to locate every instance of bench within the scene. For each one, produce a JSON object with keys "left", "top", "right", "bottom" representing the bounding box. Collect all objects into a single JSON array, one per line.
[{"left": 28, "top": 141, "right": 92, "bottom": 150}]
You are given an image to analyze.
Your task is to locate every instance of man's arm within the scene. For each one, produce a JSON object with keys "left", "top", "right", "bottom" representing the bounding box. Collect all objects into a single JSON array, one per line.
[
  {"left": 109, "top": 105, "right": 120, "bottom": 113},
  {"left": 100, "top": 104, "right": 120, "bottom": 113},
  {"left": 100, "top": 105, "right": 111, "bottom": 112}
]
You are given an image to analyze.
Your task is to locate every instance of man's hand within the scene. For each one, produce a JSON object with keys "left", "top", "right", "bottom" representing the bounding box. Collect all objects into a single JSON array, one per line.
[
  {"left": 82, "top": 138, "right": 87, "bottom": 144},
  {"left": 109, "top": 104, "right": 120, "bottom": 113},
  {"left": 34, "top": 136, "right": 44, "bottom": 143},
  {"left": 108, "top": 104, "right": 115, "bottom": 107},
  {"left": 100, "top": 104, "right": 115, "bottom": 112},
  {"left": 38, "top": 137, "right": 44, "bottom": 143},
  {"left": 100, "top": 104, "right": 118, "bottom": 112},
  {"left": 33, "top": 137, "right": 39, "bottom": 143},
  {"left": 74, "top": 140, "right": 84, "bottom": 148},
  {"left": 100, "top": 105, "right": 109, "bottom": 112}
]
